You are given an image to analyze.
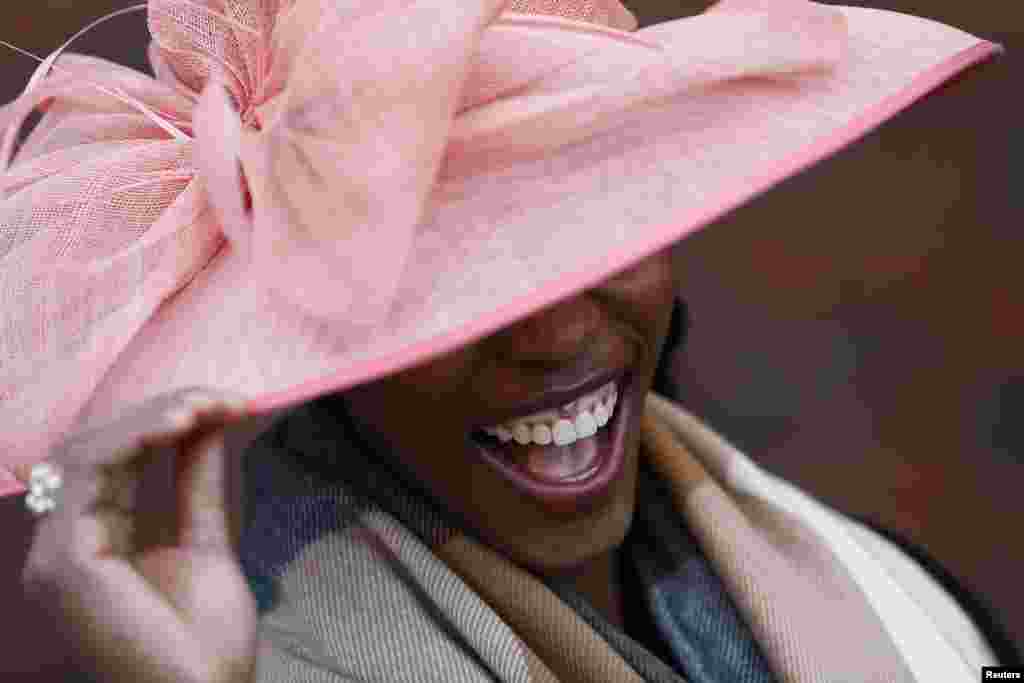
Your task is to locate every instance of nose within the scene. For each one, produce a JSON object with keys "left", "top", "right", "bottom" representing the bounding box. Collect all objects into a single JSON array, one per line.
[{"left": 490, "top": 292, "right": 603, "bottom": 363}]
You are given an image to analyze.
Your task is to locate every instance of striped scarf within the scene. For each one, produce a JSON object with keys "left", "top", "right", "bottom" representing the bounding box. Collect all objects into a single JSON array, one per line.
[{"left": 238, "top": 392, "right": 996, "bottom": 682}]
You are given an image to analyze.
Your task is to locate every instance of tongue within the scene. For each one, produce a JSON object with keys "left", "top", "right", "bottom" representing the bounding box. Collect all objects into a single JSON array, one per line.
[{"left": 516, "top": 437, "right": 600, "bottom": 484}]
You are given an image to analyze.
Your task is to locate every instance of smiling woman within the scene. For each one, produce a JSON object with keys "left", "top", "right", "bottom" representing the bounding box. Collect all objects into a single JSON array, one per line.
[
  {"left": 337, "top": 248, "right": 678, "bottom": 579},
  {"left": 1, "top": 0, "right": 1011, "bottom": 680}
]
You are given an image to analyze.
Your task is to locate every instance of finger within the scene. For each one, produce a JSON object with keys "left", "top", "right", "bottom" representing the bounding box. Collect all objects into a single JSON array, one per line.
[
  {"left": 10, "top": 462, "right": 33, "bottom": 484},
  {"left": 26, "top": 548, "right": 205, "bottom": 683},
  {"left": 52, "top": 387, "right": 249, "bottom": 471},
  {"left": 26, "top": 456, "right": 144, "bottom": 573},
  {"left": 26, "top": 389, "right": 249, "bottom": 570},
  {"left": 175, "top": 427, "right": 232, "bottom": 552},
  {"left": 23, "top": 445, "right": 228, "bottom": 683}
]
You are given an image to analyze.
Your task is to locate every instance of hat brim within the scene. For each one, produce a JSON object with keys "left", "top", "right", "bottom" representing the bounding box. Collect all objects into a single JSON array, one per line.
[{"left": 0, "top": 5, "right": 1004, "bottom": 491}]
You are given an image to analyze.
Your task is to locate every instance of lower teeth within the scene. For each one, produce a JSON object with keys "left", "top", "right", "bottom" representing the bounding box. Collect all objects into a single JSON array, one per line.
[{"left": 560, "top": 462, "right": 600, "bottom": 483}]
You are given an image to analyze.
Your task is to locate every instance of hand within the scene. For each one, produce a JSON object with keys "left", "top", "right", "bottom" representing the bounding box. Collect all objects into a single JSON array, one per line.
[{"left": 21, "top": 387, "right": 262, "bottom": 683}]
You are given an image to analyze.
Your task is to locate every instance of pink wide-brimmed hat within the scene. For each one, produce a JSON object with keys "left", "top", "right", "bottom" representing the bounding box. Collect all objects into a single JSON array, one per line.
[{"left": 0, "top": 0, "right": 1003, "bottom": 495}]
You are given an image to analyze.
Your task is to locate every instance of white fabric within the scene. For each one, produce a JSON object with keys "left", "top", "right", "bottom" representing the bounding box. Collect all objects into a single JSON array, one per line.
[{"left": 644, "top": 393, "right": 995, "bottom": 682}]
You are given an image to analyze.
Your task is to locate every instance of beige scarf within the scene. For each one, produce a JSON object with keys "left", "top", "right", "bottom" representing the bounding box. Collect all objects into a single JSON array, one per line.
[{"left": 237, "top": 392, "right": 996, "bottom": 682}]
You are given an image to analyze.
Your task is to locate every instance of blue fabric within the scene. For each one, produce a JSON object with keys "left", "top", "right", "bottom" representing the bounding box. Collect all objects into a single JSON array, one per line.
[
  {"left": 615, "top": 460, "right": 777, "bottom": 683},
  {"left": 636, "top": 558, "right": 775, "bottom": 683}
]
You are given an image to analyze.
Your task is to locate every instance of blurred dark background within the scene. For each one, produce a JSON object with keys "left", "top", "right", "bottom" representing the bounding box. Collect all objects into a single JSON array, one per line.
[{"left": 1, "top": 0, "right": 1020, "bottom": 677}]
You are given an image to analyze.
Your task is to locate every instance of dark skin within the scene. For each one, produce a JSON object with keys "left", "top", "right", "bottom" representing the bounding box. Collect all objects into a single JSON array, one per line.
[
  {"left": 340, "top": 245, "right": 682, "bottom": 628},
  {"left": 12, "top": 2, "right": 702, "bottom": 676},
  {"left": 14, "top": 246, "right": 680, "bottom": 683}
]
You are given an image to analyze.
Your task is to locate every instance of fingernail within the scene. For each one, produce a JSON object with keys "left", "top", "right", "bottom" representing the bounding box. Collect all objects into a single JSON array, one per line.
[
  {"left": 167, "top": 408, "right": 194, "bottom": 430},
  {"left": 185, "top": 393, "right": 217, "bottom": 412}
]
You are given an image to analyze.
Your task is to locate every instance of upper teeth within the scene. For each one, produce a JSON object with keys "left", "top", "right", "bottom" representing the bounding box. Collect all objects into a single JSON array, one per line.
[{"left": 483, "top": 381, "right": 618, "bottom": 447}]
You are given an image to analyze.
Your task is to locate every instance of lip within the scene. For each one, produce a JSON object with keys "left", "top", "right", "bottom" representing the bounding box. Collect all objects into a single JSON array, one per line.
[
  {"left": 469, "top": 366, "right": 629, "bottom": 431},
  {"left": 468, "top": 370, "right": 635, "bottom": 509}
]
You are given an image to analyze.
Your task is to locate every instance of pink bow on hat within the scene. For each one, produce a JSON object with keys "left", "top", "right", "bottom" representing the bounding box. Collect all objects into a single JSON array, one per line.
[{"left": 0, "top": 0, "right": 847, "bottom": 489}]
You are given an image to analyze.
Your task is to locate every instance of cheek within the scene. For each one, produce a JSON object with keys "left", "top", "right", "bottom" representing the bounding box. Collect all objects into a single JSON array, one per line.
[
  {"left": 622, "top": 253, "right": 679, "bottom": 363},
  {"left": 407, "top": 352, "right": 477, "bottom": 392},
  {"left": 346, "top": 348, "right": 479, "bottom": 434},
  {"left": 609, "top": 251, "right": 678, "bottom": 319}
]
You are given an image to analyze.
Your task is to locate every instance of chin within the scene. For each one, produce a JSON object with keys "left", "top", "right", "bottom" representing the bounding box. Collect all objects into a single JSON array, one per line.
[
  {"left": 517, "top": 518, "right": 633, "bottom": 576},
  {"left": 500, "top": 456, "right": 638, "bottom": 575}
]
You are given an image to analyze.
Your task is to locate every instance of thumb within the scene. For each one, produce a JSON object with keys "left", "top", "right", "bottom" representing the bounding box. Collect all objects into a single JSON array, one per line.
[{"left": 176, "top": 426, "right": 233, "bottom": 552}]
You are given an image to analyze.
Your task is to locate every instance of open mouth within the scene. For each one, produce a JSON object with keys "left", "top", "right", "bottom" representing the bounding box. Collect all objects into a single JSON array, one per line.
[{"left": 468, "top": 371, "right": 634, "bottom": 506}]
